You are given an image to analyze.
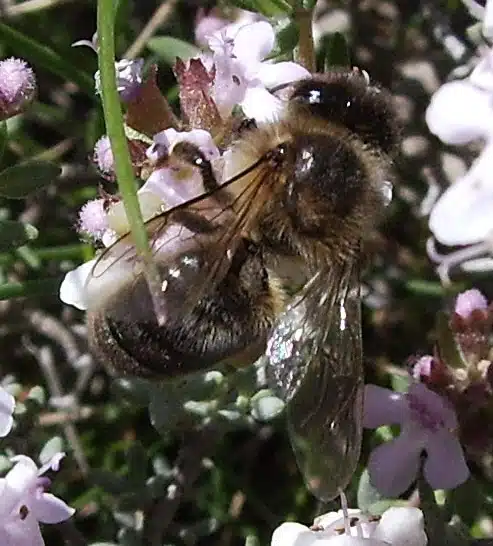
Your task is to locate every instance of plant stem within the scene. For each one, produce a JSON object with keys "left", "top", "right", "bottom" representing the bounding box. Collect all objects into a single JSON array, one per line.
[
  {"left": 97, "top": 0, "right": 166, "bottom": 325},
  {"left": 294, "top": 6, "right": 315, "bottom": 72},
  {"left": 123, "top": 0, "right": 178, "bottom": 59}
]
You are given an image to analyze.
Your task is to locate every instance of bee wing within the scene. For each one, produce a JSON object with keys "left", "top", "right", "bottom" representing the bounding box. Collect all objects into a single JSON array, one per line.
[
  {"left": 86, "top": 155, "right": 278, "bottom": 318},
  {"left": 265, "top": 260, "right": 363, "bottom": 501}
]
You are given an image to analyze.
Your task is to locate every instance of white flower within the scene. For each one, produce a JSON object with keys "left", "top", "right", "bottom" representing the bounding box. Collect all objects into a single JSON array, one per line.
[
  {"left": 0, "top": 387, "right": 15, "bottom": 438},
  {"left": 271, "top": 507, "right": 427, "bottom": 546},
  {"left": 60, "top": 127, "right": 220, "bottom": 311},
  {"left": 0, "top": 453, "right": 74, "bottom": 546},
  {"left": 59, "top": 259, "right": 97, "bottom": 311},
  {"left": 425, "top": 45, "right": 493, "bottom": 281},
  {"left": 207, "top": 21, "right": 310, "bottom": 121}
]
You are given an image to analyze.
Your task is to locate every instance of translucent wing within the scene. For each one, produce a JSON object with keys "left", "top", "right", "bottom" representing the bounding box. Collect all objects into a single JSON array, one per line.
[
  {"left": 86, "top": 155, "right": 277, "bottom": 319},
  {"left": 265, "top": 260, "right": 363, "bottom": 501}
]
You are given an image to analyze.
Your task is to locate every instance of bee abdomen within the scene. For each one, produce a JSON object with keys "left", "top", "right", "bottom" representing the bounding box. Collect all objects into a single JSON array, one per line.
[{"left": 88, "top": 243, "right": 284, "bottom": 379}]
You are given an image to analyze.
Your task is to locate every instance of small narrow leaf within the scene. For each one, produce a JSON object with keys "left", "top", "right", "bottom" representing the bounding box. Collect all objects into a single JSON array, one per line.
[
  {"left": 324, "top": 32, "right": 351, "bottom": 70},
  {"left": 0, "top": 221, "right": 38, "bottom": 251},
  {"left": 147, "top": 36, "right": 199, "bottom": 65},
  {"left": 0, "top": 161, "right": 61, "bottom": 198},
  {"left": 0, "top": 122, "right": 7, "bottom": 165},
  {"left": 39, "top": 436, "right": 64, "bottom": 465}
]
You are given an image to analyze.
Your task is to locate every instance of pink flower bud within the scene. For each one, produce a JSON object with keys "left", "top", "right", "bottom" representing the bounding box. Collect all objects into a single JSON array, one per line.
[
  {"left": 93, "top": 135, "right": 115, "bottom": 176},
  {"left": 455, "top": 288, "right": 488, "bottom": 319},
  {"left": 0, "top": 57, "right": 36, "bottom": 121},
  {"left": 78, "top": 199, "right": 109, "bottom": 240}
]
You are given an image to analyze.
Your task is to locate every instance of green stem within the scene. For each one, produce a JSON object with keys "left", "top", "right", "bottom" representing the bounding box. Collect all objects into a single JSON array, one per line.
[{"left": 97, "top": 0, "right": 166, "bottom": 325}]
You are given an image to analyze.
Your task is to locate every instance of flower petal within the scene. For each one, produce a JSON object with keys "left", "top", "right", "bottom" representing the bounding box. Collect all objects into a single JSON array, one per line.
[
  {"left": 372, "top": 507, "right": 427, "bottom": 546},
  {"left": 0, "top": 456, "right": 38, "bottom": 517},
  {"left": 257, "top": 61, "right": 310, "bottom": 89},
  {"left": 315, "top": 510, "right": 378, "bottom": 538},
  {"left": 408, "top": 383, "right": 458, "bottom": 430},
  {"left": 0, "top": 386, "right": 15, "bottom": 437},
  {"left": 271, "top": 522, "right": 314, "bottom": 546},
  {"left": 424, "top": 430, "right": 469, "bottom": 490},
  {"left": 59, "top": 259, "right": 97, "bottom": 311},
  {"left": 429, "top": 144, "right": 493, "bottom": 246},
  {"left": 2, "top": 513, "right": 45, "bottom": 546},
  {"left": 461, "top": 257, "right": 493, "bottom": 272},
  {"left": 140, "top": 168, "right": 204, "bottom": 208},
  {"left": 31, "top": 492, "right": 75, "bottom": 524},
  {"left": 367, "top": 427, "right": 424, "bottom": 497},
  {"left": 233, "top": 21, "right": 275, "bottom": 65},
  {"left": 241, "top": 86, "right": 284, "bottom": 121},
  {"left": 426, "top": 81, "right": 493, "bottom": 144},
  {"left": 469, "top": 50, "right": 493, "bottom": 92},
  {"left": 38, "top": 452, "right": 65, "bottom": 476},
  {"left": 484, "top": 1, "right": 493, "bottom": 38},
  {"left": 363, "top": 384, "right": 408, "bottom": 428}
]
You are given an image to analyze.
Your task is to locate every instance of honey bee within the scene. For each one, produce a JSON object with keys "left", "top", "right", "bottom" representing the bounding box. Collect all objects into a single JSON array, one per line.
[{"left": 86, "top": 69, "right": 399, "bottom": 501}]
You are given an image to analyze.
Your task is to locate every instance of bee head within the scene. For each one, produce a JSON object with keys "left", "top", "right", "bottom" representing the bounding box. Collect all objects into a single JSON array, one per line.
[{"left": 289, "top": 71, "right": 400, "bottom": 156}]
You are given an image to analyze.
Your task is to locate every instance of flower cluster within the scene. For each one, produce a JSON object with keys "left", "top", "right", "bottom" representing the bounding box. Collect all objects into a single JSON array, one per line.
[
  {"left": 0, "top": 387, "right": 74, "bottom": 544},
  {"left": 425, "top": 3, "right": 493, "bottom": 282},
  {"left": 362, "top": 287, "right": 493, "bottom": 497}
]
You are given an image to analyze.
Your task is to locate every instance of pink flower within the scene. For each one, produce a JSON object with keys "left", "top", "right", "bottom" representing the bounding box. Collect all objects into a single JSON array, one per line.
[
  {"left": 78, "top": 198, "right": 109, "bottom": 241},
  {"left": 363, "top": 383, "right": 469, "bottom": 496},
  {"left": 0, "top": 58, "right": 36, "bottom": 121},
  {"left": 207, "top": 21, "right": 310, "bottom": 121},
  {"left": 0, "top": 453, "right": 74, "bottom": 546},
  {"left": 455, "top": 288, "right": 488, "bottom": 319},
  {"left": 93, "top": 135, "right": 115, "bottom": 176}
]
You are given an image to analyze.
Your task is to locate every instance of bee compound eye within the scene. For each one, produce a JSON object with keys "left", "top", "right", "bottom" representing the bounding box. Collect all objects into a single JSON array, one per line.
[{"left": 268, "top": 143, "right": 289, "bottom": 166}]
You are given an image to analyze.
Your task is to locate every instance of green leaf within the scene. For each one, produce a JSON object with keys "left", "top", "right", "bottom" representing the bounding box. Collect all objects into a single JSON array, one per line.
[
  {"left": 148, "top": 383, "right": 186, "bottom": 434},
  {"left": 39, "top": 436, "right": 64, "bottom": 465},
  {"left": 0, "top": 161, "right": 61, "bottom": 198},
  {"left": 357, "top": 468, "right": 385, "bottom": 512},
  {"left": 0, "top": 221, "right": 38, "bottom": 251},
  {"left": 0, "top": 277, "right": 62, "bottom": 300},
  {"left": 250, "top": 389, "right": 285, "bottom": 421},
  {"left": 226, "top": 0, "right": 291, "bottom": 16},
  {"left": 126, "top": 442, "right": 147, "bottom": 487},
  {"left": 90, "top": 469, "right": 127, "bottom": 494},
  {"left": 324, "top": 32, "right": 351, "bottom": 69},
  {"left": 274, "top": 19, "right": 300, "bottom": 57},
  {"left": 436, "top": 311, "right": 467, "bottom": 370},
  {"left": 147, "top": 36, "right": 199, "bottom": 64},
  {"left": 0, "top": 23, "right": 94, "bottom": 96}
]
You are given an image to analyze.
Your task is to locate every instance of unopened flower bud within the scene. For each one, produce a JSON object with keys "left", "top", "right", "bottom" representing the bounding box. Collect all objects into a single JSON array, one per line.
[
  {"left": 78, "top": 199, "right": 109, "bottom": 241},
  {"left": 455, "top": 289, "right": 488, "bottom": 319},
  {"left": 93, "top": 136, "right": 115, "bottom": 177},
  {"left": 0, "top": 58, "right": 36, "bottom": 121}
]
